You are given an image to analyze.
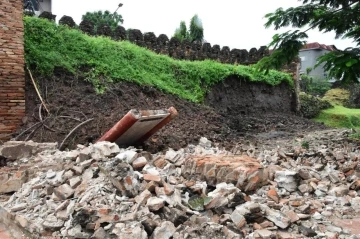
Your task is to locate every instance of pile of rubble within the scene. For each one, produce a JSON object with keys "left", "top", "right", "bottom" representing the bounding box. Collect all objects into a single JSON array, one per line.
[{"left": 0, "top": 129, "right": 360, "bottom": 238}]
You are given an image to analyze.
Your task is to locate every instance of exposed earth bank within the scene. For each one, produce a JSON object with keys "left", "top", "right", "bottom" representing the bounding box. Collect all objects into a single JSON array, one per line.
[{"left": 16, "top": 70, "right": 327, "bottom": 152}]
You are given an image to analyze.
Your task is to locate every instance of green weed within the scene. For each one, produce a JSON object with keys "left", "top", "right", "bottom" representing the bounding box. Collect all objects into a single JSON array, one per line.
[{"left": 24, "top": 17, "right": 293, "bottom": 102}]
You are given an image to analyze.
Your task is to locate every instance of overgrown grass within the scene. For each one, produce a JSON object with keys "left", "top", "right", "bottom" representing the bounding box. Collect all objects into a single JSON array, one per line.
[
  {"left": 314, "top": 105, "right": 360, "bottom": 129},
  {"left": 322, "top": 88, "right": 350, "bottom": 106},
  {"left": 24, "top": 17, "right": 292, "bottom": 102}
]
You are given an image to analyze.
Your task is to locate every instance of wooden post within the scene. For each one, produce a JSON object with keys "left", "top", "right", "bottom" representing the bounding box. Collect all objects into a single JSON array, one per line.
[{"left": 295, "top": 63, "right": 301, "bottom": 114}]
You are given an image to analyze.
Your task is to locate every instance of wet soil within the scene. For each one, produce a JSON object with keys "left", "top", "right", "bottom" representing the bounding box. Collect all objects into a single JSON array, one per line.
[{"left": 15, "top": 69, "right": 327, "bottom": 153}]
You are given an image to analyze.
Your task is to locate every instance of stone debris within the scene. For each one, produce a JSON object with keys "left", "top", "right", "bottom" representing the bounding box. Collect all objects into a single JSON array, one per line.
[{"left": 0, "top": 129, "right": 360, "bottom": 238}]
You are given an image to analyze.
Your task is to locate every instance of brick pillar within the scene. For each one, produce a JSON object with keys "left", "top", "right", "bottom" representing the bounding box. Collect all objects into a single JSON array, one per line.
[{"left": 0, "top": 0, "right": 25, "bottom": 142}]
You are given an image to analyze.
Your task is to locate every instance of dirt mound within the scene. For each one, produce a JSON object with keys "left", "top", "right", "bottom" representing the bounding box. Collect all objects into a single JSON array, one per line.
[{"left": 16, "top": 70, "right": 327, "bottom": 152}]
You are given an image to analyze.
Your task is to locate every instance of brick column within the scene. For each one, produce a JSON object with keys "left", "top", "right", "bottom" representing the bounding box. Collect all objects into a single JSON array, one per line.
[{"left": 0, "top": 0, "right": 25, "bottom": 142}]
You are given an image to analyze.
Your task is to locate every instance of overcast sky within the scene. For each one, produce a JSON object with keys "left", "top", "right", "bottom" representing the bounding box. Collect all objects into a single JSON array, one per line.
[{"left": 52, "top": 0, "right": 356, "bottom": 50}]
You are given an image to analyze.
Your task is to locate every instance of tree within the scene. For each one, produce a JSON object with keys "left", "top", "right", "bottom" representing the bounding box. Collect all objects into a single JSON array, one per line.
[
  {"left": 82, "top": 10, "right": 123, "bottom": 32},
  {"left": 173, "top": 14, "right": 204, "bottom": 42},
  {"left": 189, "top": 14, "right": 204, "bottom": 42},
  {"left": 174, "top": 21, "right": 188, "bottom": 41},
  {"left": 256, "top": 0, "right": 360, "bottom": 84}
]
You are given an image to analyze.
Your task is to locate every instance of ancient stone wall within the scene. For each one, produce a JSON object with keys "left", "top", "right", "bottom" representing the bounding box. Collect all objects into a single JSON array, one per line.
[
  {"left": 0, "top": 0, "right": 25, "bottom": 142},
  {"left": 39, "top": 13, "right": 270, "bottom": 65}
]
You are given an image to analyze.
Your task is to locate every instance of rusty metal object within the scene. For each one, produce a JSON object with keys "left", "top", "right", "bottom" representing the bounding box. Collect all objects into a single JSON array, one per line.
[
  {"left": 97, "top": 107, "right": 178, "bottom": 145},
  {"left": 135, "top": 107, "right": 178, "bottom": 144}
]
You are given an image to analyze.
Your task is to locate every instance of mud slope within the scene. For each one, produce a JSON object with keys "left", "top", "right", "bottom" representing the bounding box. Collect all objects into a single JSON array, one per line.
[{"left": 17, "top": 71, "right": 326, "bottom": 152}]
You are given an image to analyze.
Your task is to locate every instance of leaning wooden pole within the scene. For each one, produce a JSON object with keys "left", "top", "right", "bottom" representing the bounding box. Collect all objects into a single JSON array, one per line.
[{"left": 294, "top": 62, "right": 301, "bottom": 114}]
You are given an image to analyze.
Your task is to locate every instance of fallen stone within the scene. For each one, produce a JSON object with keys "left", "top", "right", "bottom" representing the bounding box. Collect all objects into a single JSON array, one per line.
[
  {"left": 298, "top": 225, "right": 317, "bottom": 237},
  {"left": 54, "top": 184, "right": 75, "bottom": 200},
  {"left": 230, "top": 208, "right": 247, "bottom": 229},
  {"left": 10, "top": 203, "right": 27, "bottom": 212},
  {"left": 115, "top": 150, "right": 138, "bottom": 164},
  {"left": 132, "top": 156, "right": 148, "bottom": 169},
  {"left": 151, "top": 221, "right": 176, "bottom": 239},
  {"left": 0, "top": 141, "right": 57, "bottom": 160},
  {"left": 93, "top": 227, "right": 107, "bottom": 239},
  {"left": 147, "top": 197, "right": 165, "bottom": 211},
  {"left": 254, "top": 229, "right": 275, "bottom": 239},
  {"left": 329, "top": 185, "right": 349, "bottom": 197},
  {"left": 267, "top": 188, "right": 279, "bottom": 203},
  {"left": 42, "top": 214, "right": 64, "bottom": 231},
  {"left": 262, "top": 206, "right": 290, "bottom": 229},
  {"left": 274, "top": 171, "right": 299, "bottom": 192},
  {"left": 69, "top": 176, "right": 81, "bottom": 188},
  {"left": 182, "top": 155, "right": 266, "bottom": 192}
]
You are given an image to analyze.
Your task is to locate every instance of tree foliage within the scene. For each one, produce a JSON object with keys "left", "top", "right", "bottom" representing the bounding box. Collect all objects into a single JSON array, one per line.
[
  {"left": 173, "top": 14, "right": 204, "bottom": 42},
  {"left": 82, "top": 10, "right": 123, "bottom": 32},
  {"left": 174, "top": 21, "right": 188, "bottom": 41},
  {"left": 256, "top": 0, "right": 360, "bottom": 84}
]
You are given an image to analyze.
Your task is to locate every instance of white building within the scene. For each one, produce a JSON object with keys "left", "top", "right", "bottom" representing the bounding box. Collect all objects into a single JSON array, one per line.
[{"left": 24, "top": 0, "right": 52, "bottom": 16}]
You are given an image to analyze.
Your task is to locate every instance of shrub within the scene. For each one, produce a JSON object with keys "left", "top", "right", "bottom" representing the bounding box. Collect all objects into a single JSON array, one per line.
[
  {"left": 322, "top": 88, "right": 350, "bottom": 106},
  {"left": 300, "top": 92, "right": 333, "bottom": 118}
]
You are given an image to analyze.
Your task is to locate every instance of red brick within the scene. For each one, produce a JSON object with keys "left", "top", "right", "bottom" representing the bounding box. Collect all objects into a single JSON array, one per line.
[{"left": 0, "top": 0, "right": 25, "bottom": 141}]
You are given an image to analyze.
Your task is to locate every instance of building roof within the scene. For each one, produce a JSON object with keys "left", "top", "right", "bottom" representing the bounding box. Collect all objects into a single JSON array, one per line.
[
  {"left": 300, "top": 42, "right": 337, "bottom": 51},
  {"left": 268, "top": 42, "right": 337, "bottom": 54}
]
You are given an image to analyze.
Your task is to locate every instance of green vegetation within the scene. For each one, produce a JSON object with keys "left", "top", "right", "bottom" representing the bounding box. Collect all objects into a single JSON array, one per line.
[
  {"left": 322, "top": 88, "right": 350, "bottom": 106},
  {"left": 82, "top": 10, "right": 123, "bottom": 32},
  {"left": 173, "top": 14, "right": 204, "bottom": 42},
  {"left": 299, "top": 92, "right": 333, "bottom": 118},
  {"left": 256, "top": 0, "right": 360, "bottom": 84},
  {"left": 314, "top": 105, "right": 360, "bottom": 129},
  {"left": 24, "top": 17, "right": 292, "bottom": 102}
]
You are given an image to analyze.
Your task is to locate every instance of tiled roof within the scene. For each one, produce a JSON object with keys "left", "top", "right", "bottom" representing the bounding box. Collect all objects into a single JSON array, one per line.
[
  {"left": 269, "top": 42, "right": 337, "bottom": 54},
  {"left": 301, "top": 42, "right": 337, "bottom": 51}
]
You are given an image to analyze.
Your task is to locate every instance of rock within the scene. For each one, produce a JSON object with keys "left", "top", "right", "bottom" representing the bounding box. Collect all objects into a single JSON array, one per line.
[
  {"left": 0, "top": 141, "right": 57, "bottom": 160},
  {"left": 151, "top": 221, "right": 176, "bottom": 239},
  {"left": 10, "top": 203, "right": 27, "bottom": 212},
  {"left": 54, "top": 184, "right": 75, "bottom": 200},
  {"left": 93, "top": 227, "right": 106, "bottom": 239},
  {"left": 162, "top": 207, "right": 188, "bottom": 226},
  {"left": 115, "top": 150, "right": 138, "bottom": 163},
  {"left": 263, "top": 206, "right": 291, "bottom": 229},
  {"left": 142, "top": 218, "right": 158, "bottom": 236},
  {"left": 298, "top": 225, "right": 317, "bottom": 237},
  {"left": 0, "top": 172, "right": 25, "bottom": 193},
  {"left": 230, "top": 208, "right": 247, "bottom": 229},
  {"left": 67, "top": 224, "right": 92, "bottom": 238},
  {"left": 91, "top": 141, "right": 120, "bottom": 159},
  {"left": 163, "top": 182, "right": 175, "bottom": 195},
  {"left": 143, "top": 174, "right": 162, "bottom": 183},
  {"left": 182, "top": 155, "right": 266, "bottom": 192},
  {"left": 199, "top": 137, "right": 212, "bottom": 148},
  {"left": 285, "top": 210, "right": 299, "bottom": 223},
  {"left": 135, "top": 189, "right": 152, "bottom": 205},
  {"left": 329, "top": 185, "right": 349, "bottom": 197},
  {"left": 42, "top": 214, "right": 64, "bottom": 231},
  {"left": 165, "top": 149, "right": 182, "bottom": 163},
  {"left": 275, "top": 171, "right": 299, "bottom": 192},
  {"left": 69, "top": 176, "right": 81, "bottom": 188},
  {"left": 146, "top": 197, "right": 165, "bottom": 211},
  {"left": 298, "top": 184, "right": 314, "bottom": 194},
  {"left": 132, "top": 156, "right": 148, "bottom": 169},
  {"left": 267, "top": 188, "right": 279, "bottom": 203},
  {"left": 254, "top": 229, "right": 275, "bottom": 239}
]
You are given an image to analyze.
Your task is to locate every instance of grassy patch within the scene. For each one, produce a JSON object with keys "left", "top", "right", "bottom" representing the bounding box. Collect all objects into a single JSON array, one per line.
[
  {"left": 314, "top": 105, "right": 360, "bottom": 129},
  {"left": 322, "top": 88, "right": 350, "bottom": 106},
  {"left": 24, "top": 17, "right": 292, "bottom": 102}
]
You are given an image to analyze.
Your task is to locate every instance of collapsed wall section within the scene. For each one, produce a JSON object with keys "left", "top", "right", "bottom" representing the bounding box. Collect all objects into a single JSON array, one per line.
[{"left": 0, "top": 0, "right": 25, "bottom": 142}]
